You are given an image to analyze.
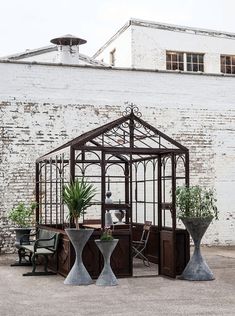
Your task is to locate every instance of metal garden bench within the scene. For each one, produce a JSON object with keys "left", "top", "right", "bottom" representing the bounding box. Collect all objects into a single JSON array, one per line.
[{"left": 19, "top": 228, "right": 60, "bottom": 276}]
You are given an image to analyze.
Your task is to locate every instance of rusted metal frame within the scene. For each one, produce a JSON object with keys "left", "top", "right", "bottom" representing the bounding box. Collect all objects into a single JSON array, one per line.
[
  {"left": 171, "top": 153, "right": 176, "bottom": 231},
  {"left": 55, "top": 156, "right": 58, "bottom": 228},
  {"left": 69, "top": 146, "right": 75, "bottom": 227},
  {"left": 101, "top": 151, "right": 106, "bottom": 228},
  {"left": 125, "top": 162, "right": 130, "bottom": 224},
  {"left": 134, "top": 163, "right": 138, "bottom": 222},
  {"left": 171, "top": 152, "right": 177, "bottom": 278},
  {"left": 134, "top": 115, "right": 189, "bottom": 151},
  {"left": 144, "top": 161, "right": 147, "bottom": 223},
  {"left": 44, "top": 162, "right": 47, "bottom": 225},
  {"left": 90, "top": 139, "right": 127, "bottom": 163},
  {"left": 158, "top": 155, "right": 162, "bottom": 231},
  {"left": 61, "top": 154, "right": 65, "bottom": 226},
  {"left": 120, "top": 123, "right": 165, "bottom": 149},
  {"left": 38, "top": 115, "right": 129, "bottom": 160},
  {"left": 36, "top": 162, "right": 40, "bottom": 225},
  {"left": 153, "top": 159, "right": 156, "bottom": 226},
  {"left": 117, "top": 124, "right": 153, "bottom": 149},
  {"left": 50, "top": 159, "right": 53, "bottom": 225},
  {"left": 129, "top": 153, "right": 133, "bottom": 226},
  {"left": 157, "top": 155, "right": 162, "bottom": 274},
  {"left": 132, "top": 154, "right": 159, "bottom": 163},
  {"left": 88, "top": 146, "right": 183, "bottom": 154},
  {"left": 185, "top": 151, "right": 190, "bottom": 187}
]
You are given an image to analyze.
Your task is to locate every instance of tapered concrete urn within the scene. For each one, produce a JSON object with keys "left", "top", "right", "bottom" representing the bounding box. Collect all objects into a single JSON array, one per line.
[
  {"left": 64, "top": 228, "right": 94, "bottom": 286},
  {"left": 95, "top": 239, "right": 119, "bottom": 286},
  {"left": 180, "top": 217, "right": 214, "bottom": 281}
]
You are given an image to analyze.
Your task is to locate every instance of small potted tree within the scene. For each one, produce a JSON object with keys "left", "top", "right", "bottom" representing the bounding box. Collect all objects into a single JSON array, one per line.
[
  {"left": 63, "top": 177, "right": 96, "bottom": 285},
  {"left": 95, "top": 228, "right": 119, "bottom": 286},
  {"left": 8, "top": 201, "right": 37, "bottom": 265},
  {"left": 176, "top": 185, "right": 218, "bottom": 281}
]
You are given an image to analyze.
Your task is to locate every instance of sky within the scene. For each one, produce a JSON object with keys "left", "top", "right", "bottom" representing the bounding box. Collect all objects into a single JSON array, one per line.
[{"left": 1, "top": 0, "right": 235, "bottom": 57}]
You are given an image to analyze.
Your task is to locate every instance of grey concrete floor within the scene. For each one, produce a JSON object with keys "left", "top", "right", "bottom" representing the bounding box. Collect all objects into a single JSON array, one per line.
[{"left": 0, "top": 246, "right": 235, "bottom": 316}]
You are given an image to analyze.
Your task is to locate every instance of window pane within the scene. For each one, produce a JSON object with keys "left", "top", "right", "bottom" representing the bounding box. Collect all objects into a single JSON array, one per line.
[
  {"left": 193, "top": 54, "right": 198, "bottom": 63},
  {"left": 172, "top": 54, "right": 177, "bottom": 62},
  {"left": 199, "top": 64, "right": 204, "bottom": 72},
  {"left": 221, "top": 64, "right": 225, "bottom": 73},
  {"left": 179, "top": 53, "right": 184, "bottom": 62},
  {"left": 232, "top": 66, "right": 235, "bottom": 74},
  {"left": 199, "top": 55, "right": 204, "bottom": 63},
  {"left": 232, "top": 56, "right": 235, "bottom": 65},
  {"left": 226, "top": 56, "right": 231, "bottom": 64},
  {"left": 193, "top": 64, "right": 198, "bottom": 71},
  {"left": 166, "top": 62, "right": 171, "bottom": 70},
  {"left": 166, "top": 54, "right": 171, "bottom": 62},
  {"left": 179, "top": 62, "right": 184, "bottom": 71},
  {"left": 226, "top": 66, "right": 231, "bottom": 73},
  {"left": 187, "top": 54, "right": 191, "bottom": 62},
  {"left": 221, "top": 56, "right": 226, "bottom": 65},
  {"left": 187, "top": 63, "right": 192, "bottom": 71}
]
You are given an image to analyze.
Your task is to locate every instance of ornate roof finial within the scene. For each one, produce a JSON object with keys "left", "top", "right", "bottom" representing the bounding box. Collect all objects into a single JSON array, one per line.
[{"left": 122, "top": 102, "right": 142, "bottom": 117}]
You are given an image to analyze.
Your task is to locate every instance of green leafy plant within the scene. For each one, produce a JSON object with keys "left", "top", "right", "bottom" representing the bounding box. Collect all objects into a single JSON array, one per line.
[
  {"left": 63, "top": 178, "right": 96, "bottom": 229},
  {"left": 176, "top": 185, "right": 218, "bottom": 219},
  {"left": 100, "top": 228, "right": 114, "bottom": 241},
  {"left": 8, "top": 202, "right": 37, "bottom": 227}
]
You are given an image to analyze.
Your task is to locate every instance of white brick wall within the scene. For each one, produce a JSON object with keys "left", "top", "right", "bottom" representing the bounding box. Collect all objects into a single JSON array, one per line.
[{"left": 0, "top": 61, "right": 234, "bottom": 250}]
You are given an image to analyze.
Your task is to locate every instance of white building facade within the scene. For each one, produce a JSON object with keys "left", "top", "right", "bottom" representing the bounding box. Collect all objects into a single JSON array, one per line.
[
  {"left": 0, "top": 20, "right": 235, "bottom": 252},
  {"left": 94, "top": 18, "right": 235, "bottom": 74}
]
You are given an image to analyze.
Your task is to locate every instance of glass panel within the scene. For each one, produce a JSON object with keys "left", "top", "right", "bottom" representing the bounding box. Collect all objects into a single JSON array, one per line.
[
  {"left": 193, "top": 64, "right": 198, "bottom": 72},
  {"left": 220, "top": 56, "right": 226, "bottom": 65},
  {"left": 187, "top": 63, "right": 192, "bottom": 71},
  {"left": 232, "top": 56, "right": 235, "bottom": 65},
  {"left": 187, "top": 54, "right": 191, "bottom": 62},
  {"left": 179, "top": 53, "right": 184, "bottom": 62},
  {"left": 226, "top": 56, "right": 231, "bottom": 64},
  {"left": 172, "top": 54, "right": 177, "bottom": 62},
  {"left": 166, "top": 62, "right": 172, "bottom": 70},
  {"left": 199, "top": 64, "right": 204, "bottom": 72},
  {"left": 179, "top": 62, "right": 184, "bottom": 71},
  {"left": 172, "top": 63, "right": 178, "bottom": 70},
  {"left": 193, "top": 54, "right": 198, "bottom": 63},
  {"left": 232, "top": 66, "right": 235, "bottom": 74},
  {"left": 199, "top": 55, "right": 204, "bottom": 63},
  {"left": 166, "top": 54, "right": 171, "bottom": 62},
  {"left": 226, "top": 66, "right": 231, "bottom": 74},
  {"left": 221, "top": 64, "right": 225, "bottom": 73}
]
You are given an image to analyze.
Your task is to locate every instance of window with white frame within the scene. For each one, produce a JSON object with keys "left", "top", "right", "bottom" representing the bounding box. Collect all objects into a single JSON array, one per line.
[
  {"left": 166, "top": 51, "right": 204, "bottom": 72},
  {"left": 221, "top": 55, "right": 235, "bottom": 74},
  {"left": 166, "top": 52, "right": 184, "bottom": 70}
]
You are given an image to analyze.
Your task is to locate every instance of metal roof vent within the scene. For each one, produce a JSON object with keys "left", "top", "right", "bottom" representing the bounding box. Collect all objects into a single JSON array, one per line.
[{"left": 50, "top": 34, "right": 87, "bottom": 64}]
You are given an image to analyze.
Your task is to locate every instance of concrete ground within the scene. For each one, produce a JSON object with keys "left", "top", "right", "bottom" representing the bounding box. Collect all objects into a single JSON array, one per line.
[{"left": 0, "top": 246, "right": 235, "bottom": 316}]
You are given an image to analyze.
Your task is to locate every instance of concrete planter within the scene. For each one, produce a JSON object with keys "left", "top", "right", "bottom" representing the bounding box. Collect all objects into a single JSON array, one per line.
[
  {"left": 95, "top": 239, "right": 119, "bottom": 286},
  {"left": 180, "top": 217, "right": 214, "bottom": 281},
  {"left": 64, "top": 228, "right": 94, "bottom": 286}
]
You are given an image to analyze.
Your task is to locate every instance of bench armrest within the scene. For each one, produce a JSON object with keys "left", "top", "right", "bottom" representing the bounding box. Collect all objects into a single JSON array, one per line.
[
  {"left": 34, "top": 234, "right": 57, "bottom": 252},
  {"left": 20, "top": 231, "right": 37, "bottom": 245}
]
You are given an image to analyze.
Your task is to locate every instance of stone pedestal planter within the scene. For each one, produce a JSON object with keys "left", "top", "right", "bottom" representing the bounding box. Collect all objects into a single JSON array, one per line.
[
  {"left": 180, "top": 217, "right": 214, "bottom": 281},
  {"left": 95, "top": 239, "right": 118, "bottom": 286},
  {"left": 64, "top": 228, "right": 94, "bottom": 285},
  {"left": 11, "top": 228, "right": 32, "bottom": 266}
]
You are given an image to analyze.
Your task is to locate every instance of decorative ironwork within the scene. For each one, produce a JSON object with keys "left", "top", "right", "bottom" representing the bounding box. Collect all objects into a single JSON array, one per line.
[{"left": 122, "top": 102, "right": 142, "bottom": 118}]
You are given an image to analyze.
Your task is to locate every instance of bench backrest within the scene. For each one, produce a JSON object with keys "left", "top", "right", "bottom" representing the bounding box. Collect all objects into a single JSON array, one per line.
[{"left": 37, "top": 229, "right": 59, "bottom": 251}]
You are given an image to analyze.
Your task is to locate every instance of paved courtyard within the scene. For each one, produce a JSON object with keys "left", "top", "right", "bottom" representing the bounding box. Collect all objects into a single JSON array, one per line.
[{"left": 0, "top": 246, "right": 235, "bottom": 316}]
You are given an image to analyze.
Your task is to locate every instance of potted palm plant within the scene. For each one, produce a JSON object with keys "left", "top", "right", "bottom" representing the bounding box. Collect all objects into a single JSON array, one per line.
[
  {"left": 63, "top": 177, "right": 96, "bottom": 285},
  {"left": 176, "top": 185, "right": 218, "bottom": 281},
  {"left": 95, "top": 228, "right": 119, "bottom": 286},
  {"left": 8, "top": 201, "right": 37, "bottom": 265}
]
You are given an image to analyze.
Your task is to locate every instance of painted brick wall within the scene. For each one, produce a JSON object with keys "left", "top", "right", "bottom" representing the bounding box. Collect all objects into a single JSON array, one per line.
[{"left": 0, "top": 61, "right": 234, "bottom": 251}]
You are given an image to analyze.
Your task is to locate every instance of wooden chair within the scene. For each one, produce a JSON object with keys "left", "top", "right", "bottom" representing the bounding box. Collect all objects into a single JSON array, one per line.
[{"left": 132, "top": 221, "right": 152, "bottom": 266}]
